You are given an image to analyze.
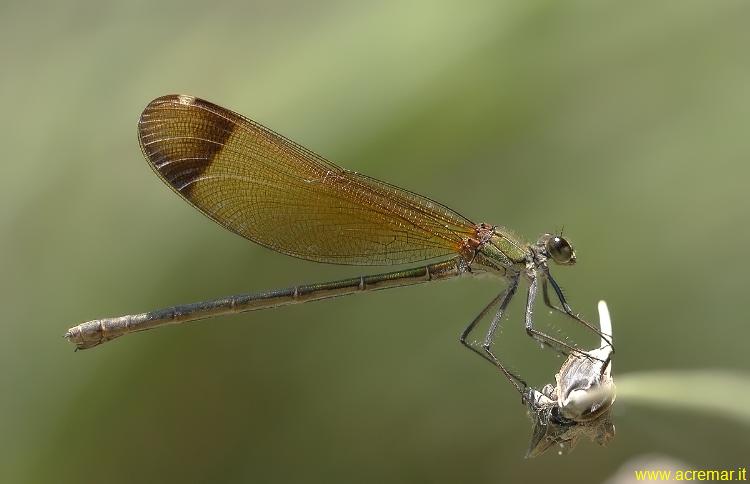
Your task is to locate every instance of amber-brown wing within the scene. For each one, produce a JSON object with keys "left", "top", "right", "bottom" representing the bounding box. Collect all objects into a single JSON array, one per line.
[{"left": 137, "top": 95, "right": 477, "bottom": 265}]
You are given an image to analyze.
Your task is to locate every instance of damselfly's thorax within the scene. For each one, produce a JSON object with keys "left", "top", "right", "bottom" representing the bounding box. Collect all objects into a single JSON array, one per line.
[{"left": 463, "top": 223, "right": 528, "bottom": 276}]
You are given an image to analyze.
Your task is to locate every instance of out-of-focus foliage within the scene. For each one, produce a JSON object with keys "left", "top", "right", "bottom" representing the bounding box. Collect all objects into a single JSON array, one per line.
[
  {"left": 618, "top": 370, "right": 750, "bottom": 427},
  {"left": 2, "top": 1, "right": 749, "bottom": 482}
]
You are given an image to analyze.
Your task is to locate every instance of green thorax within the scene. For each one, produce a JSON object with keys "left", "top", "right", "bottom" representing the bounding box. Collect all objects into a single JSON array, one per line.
[{"left": 473, "top": 227, "right": 529, "bottom": 276}]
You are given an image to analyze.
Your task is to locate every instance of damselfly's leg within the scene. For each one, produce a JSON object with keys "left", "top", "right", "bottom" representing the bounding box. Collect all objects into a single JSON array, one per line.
[
  {"left": 481, "top": 275, "right": 519, "bottom": 374},
  {"left": 460, "top": 277, "right": 527, "bottom": 394},
  {"left": 542, "top": 271, "right": 613, "bottom": 351},
  {"left": 542, "top": 278, "right": 564, "bottom": 313},
  {"left": 524, "top": 274, "right": 603, "bottom": 361}
]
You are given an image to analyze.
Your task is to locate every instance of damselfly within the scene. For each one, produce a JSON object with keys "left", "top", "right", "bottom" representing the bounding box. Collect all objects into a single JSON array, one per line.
[{"left": 66, "top": 95, "right": 611, "bottom": 393}]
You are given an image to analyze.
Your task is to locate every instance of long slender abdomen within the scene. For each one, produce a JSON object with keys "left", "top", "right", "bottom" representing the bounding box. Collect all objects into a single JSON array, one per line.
[{"left": 65, "top": 257, "right": 468, "bottom": 350}]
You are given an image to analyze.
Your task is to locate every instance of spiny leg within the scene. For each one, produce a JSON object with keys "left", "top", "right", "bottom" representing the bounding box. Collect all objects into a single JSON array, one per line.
[
  {"left": 543, "top": 275, "right": 615, "bottom": 375},
  {"left": 524, "top": 274, "right": 594, "bottom": 359},
  {"left": 481, "top": 276, "right": 520, "bottom": 381},
  {"left": 542, "top": 271, "right": 614, "bottom": 351},
  {"left": 482, "top": 276, "right": 518, "bottom": 352},
  {"left": 542, "top": 277, "right": 564, "bottom": 313},
  {"left": 460, "top": 277, "right": 527, "bottom": 394}
]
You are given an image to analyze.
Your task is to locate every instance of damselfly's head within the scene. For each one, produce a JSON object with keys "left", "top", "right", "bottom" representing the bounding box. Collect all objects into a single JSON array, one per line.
[{"left": 537, "top": 234, "right": 576, "bottom": 265}]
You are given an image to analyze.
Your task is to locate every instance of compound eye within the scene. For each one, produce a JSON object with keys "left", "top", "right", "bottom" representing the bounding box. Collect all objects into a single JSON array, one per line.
[{"left": 547, "top": 236, "right": 575, "bottom": 264}]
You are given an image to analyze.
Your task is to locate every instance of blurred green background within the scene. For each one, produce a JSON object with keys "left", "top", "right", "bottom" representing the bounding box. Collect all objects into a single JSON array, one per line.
[{"left": 2, "top": 0, "right": 749, "bottom": 482}]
